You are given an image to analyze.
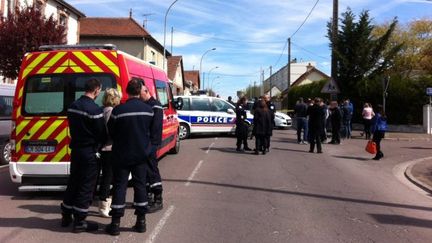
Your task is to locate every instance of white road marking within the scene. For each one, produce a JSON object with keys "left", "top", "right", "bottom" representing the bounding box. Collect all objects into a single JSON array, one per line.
[
  {"left": 206, "top": 142, "right": 215, "bottom": 154},
  {"left": 0, "top": 164, "right": 9, "bottom": 169},
  {"left": 186, "top": 160, "right": 204, "bottom": 186},
  {"left": 145, "top": 205, "right": 175, "bottom": 243}
]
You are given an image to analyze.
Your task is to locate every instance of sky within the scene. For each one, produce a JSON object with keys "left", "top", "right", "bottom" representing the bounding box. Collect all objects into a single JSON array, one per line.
[{"left": 68, "top": 0, "right": 432, "bottom": 99}]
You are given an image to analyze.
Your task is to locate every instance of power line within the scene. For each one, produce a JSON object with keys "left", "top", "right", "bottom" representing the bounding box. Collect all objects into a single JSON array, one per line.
[
  {"left": 291, "top": 41, "right": 330, "bottom": 60},
  {"left": 273, "top": 40, "right": 288, "bottom": 67},
  {"left": 290, "top": 0, "right": 320, "bottom": 38}
]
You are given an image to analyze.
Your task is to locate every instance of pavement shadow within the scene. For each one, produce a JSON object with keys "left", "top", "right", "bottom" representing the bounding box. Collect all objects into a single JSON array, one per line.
[
  {"left": 369, "top": 214, "right": 432, "bottom": 228},
  {"left": 164, "top": 178, "right": 432, "bottom": 212},
  {"left": 271, "top": 138, "right": 298, "bottom": 144},
  {"left": 272, "top": 147, "right": 311, "bottom": 153},
  {"left": 332, "top": 155, "right": 371, "bottom": 161},
  {"left": 401, "top": 147, "right": 432, "bottom": 150},
  {"left": 202, "top": 147, "right": 257, "bottom": 155}
]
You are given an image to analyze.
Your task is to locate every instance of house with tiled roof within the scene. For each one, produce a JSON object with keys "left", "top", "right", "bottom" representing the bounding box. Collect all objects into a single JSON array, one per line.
[
  {"left": 290, "top": 63, "right": 330, "bottom": 87},
  {"left": 184, "top": 70, "right": 200, "bottom": 93},
  {"left": 167, "top": 56, "right": 185, "bottom": 95},
  {"left": 1, "top": 0, "right": 85, "bottom": 44},
  {"left": 79, "top": 16, "right": 170, "bottom": 70}
]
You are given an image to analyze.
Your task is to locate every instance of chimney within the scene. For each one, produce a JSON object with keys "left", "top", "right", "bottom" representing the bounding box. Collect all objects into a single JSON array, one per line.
[
  {"left": 306, "top": 62, "right": 314, "bottom": 72},
  {"left": 129, "top": 9, "right": 132, "bottom": 18}
]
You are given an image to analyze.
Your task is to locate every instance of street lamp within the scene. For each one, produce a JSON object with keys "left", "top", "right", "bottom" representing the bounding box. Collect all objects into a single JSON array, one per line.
[
  {"left": 163, "top": 0, "right": 179, "bottom": 71},
  {"left": 199, "top": 47, "right": 216, "bottom": 89},
  {"left": 206, "top": 66, "right": 219, "bottom": 90},
  {"left": 210, "top": 76, "right": 220, "bottom": 92}
]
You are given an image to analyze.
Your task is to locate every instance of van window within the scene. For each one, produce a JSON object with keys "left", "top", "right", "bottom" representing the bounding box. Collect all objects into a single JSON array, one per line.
[
  {"left": 25, "top": 76, "right": 65, "bottom": 114},
  {"left": 211, "top": 99, "right": 232, "bottom": 112},
  {"left": 24, "top": 74, "right": 116, "bottom": 115},
  {"left": 155, "top": 80, "right": 169, "bottom": 108},
  {"left": 0, "top": 95, "right": 13, "bottom": 120},
  {"left": 191, "top": 98, "right": 210, "bottom": 111}
]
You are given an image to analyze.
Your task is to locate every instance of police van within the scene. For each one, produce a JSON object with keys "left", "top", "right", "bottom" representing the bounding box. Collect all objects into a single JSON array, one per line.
[
  {"left": 175, "top": 95, "right": 253, "bottom": 139},
  {"left": 0, "top": 83, "right": 16, "bottom": 164},
  {"left": 10, "top": 44, "right": 182, "bottom": 191}
]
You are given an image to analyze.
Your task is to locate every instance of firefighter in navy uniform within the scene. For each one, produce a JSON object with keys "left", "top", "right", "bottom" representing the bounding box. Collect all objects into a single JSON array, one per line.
[
  {"left": 105, "top": 78, "right": 154, "bottom": 236},
  {"left": 264, "top": 94, "right": 275, "bottom": 152},
  {"left": 61, "top": 78, "right": 106, "bottom": 233},
  {"left": 235, "top": 96, "right": 252, "bottom": 152},
  {"left": 140, "top": 84, "right": 164, "bottom": 213}
]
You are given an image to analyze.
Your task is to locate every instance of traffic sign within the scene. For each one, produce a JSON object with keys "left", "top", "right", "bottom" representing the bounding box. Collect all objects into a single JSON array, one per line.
[
  {"left": 321, "top": 78, "right": 340, "bottom": 94},
  {"left": 427, "top": 87, "right": 432, "bottom": 96}
]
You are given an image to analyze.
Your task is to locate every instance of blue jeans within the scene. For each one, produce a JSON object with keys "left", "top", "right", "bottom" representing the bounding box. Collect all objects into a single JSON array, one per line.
[{"left": 296, "top": 118, "right": 308, "bottom": 142}]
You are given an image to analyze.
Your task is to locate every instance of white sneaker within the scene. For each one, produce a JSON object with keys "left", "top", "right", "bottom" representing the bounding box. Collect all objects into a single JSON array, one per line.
[{"left": 99, "top": 198, "right": 112, "bottom": 218}]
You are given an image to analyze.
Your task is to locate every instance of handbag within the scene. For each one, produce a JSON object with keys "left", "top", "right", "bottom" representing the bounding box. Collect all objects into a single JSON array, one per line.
[{"left": 365, "top": 140, "right": 377, "bottom": 154}]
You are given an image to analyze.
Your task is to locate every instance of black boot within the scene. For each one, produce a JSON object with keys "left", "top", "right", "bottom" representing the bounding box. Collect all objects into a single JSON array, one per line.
[
  {"left": 133, "top": 215, "right": 146, "bottom": 233},
  {"left": 105, "top": 217, "right": 121, "bottom": 236},
  {"left": 61, "top": 213, "right": 73, "bottom": 227},
  {"left": 72, "top": 215, "right": 98, "bottom": 233},
  {"left": 147, "top": 193, "right": 163, "bottom": 213}
]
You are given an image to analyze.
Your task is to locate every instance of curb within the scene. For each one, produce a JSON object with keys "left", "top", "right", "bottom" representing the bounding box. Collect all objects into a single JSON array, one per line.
[
  {"left": 404, "top": 163, "right": 432, "bottom": 194},
  {"left": 385, "top": 137, "right": 432, "bottom": 142}
]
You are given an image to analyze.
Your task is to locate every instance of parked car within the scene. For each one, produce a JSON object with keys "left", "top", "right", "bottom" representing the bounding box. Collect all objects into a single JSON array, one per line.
[
  {"left": 0, "top": 83, "right": 15, "bottom": 165},
  {"left": 246, "top": 101, "right": 292, "bottom": 129},
  {"left": 175, "top": 95, "right": 253, "bottom": 139}
]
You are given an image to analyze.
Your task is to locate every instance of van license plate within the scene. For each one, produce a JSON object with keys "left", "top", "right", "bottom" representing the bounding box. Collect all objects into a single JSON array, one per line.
[{"left": 25, "top": 146, "right": 55, "bottom": 154}]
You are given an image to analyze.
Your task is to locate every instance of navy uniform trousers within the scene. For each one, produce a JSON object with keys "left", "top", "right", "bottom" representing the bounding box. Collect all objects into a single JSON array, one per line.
[
  {"left": 147, "top": 148, "right": 162, "bottom": 194},
  {"left": 110, "top": 161, "right": 149, "bottom": 217},
  {"left": 62, "top": 147, "right": 99, "bottom": 217}
]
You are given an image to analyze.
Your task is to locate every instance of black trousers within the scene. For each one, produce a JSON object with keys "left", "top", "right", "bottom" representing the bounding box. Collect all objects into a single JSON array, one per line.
[
  {"left": 255, "top": 135, "right": 266, "bottom": 152},
  {"left": 62, "top": 147, "right": 99, "bottom": 218},
  {"left": 236, "top": 137, "right": 249, "bottom": 149},
  {"left": 110, "top": 162, "right": 148, "bottom": 217},
  {"left": 331, "top": 124, "right": 341, "bottom": 143},
  {"left": 147, "top": 148, "right": 162, "bottom": 194},
  {"left": 363, "top": 119, "right": 372, "bottom": 139},
  {"left": 99, "top": 151, "right": 113, "bottom": 201},
  {"left": 309, "top": 132, "right": 322, "bottom": 152},
  {"left": 373, "top": 131, "right": 385, "bottom": 157}
]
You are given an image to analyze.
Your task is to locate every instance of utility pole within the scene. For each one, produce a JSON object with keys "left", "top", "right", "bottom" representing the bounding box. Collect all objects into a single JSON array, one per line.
[
  {"left": 287, "top": 38, "right": 291, "bottom": 111},
  {"left": 269, "top": 66, "right": 273, "bottom": 98},
  {"left": 331, "top": 0, "right": 338, "bottom": 80},
  {"left": 260, "top": 67, "right": 264, "bottom": 96},
  {"left": 254, "top": 81, "right": 257, "bottom": 98}
]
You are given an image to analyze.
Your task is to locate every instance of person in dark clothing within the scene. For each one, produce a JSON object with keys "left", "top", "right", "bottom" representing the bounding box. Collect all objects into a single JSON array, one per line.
[
  {"left": 98, "top": 88, "right": 122, "bottom": 218},
  {"left": 252, "top": 99, "right": 273, "bottom": 155},
  {"left": 294, "top": 97, "right": 308, "bottom": 144},
  {"left": 235, "top": 96, "right": 252, "bottom": 152},
  {"left": 264, "top": 94, "right": 275, "bottom": 152},
  {"left": 105, "top": 79, "right": 154, "bottom": 236},
  {"left": 307, "top": 98, "right": 325, "bottom": 153},
  {"left": 61, "top": 78, "right": 106, "bottom": 233},
  {"left": 329, "top": 101, "right": 342, "bottom": 144},
  {"left": 341, "top": 100, "right": 352, "bottom": 139},
  {"left": 140, "top": 83, "right": 164, "bottom": 213},
  {"left": 371, "top": 105, "right": 387, "bottom": 160},
  {"left": 227, "top": 96, "right": 235, "bottom": 106}
]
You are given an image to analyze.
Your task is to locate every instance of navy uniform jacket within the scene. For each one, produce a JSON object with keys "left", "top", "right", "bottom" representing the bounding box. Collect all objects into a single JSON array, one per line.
[
  {"left": 67, "top": 95, "right": 106, "bottom": 150},
  {"left": 235, "top": 104, "right": 248, "bottom": 137},
  {"left": 145, "top": 96, "right": 163, "bottom": 146},
  {"left": 108, "top": 98, "right": 154, "bottom": 165}
]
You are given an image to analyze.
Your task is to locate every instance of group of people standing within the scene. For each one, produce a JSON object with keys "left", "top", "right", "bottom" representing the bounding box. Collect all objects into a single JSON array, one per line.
[
  {"left": 61, "top": 78, "right": 164, "bottom": 236},
  {"left": 235, "top": 95, "right": 275, "bottom": 155},
  {"left": 294, "top": 97, "right": 387, "bottom": 159}
]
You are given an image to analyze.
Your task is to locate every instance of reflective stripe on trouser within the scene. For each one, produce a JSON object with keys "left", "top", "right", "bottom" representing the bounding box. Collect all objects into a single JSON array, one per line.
[
  {"left": 111, "top": 162, "right": 148, "bottom": 217},
  {"left": 147, "top": 152, "right": 163, "bottom": 194},
  {"left": 62, "top": 147, "right": 99, "bottom": 217}
]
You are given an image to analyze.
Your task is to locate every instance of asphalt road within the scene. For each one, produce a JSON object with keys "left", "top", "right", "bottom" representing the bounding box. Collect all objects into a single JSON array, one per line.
[{"left": 1, "top": 129, "right": 432, "bottom": 242}]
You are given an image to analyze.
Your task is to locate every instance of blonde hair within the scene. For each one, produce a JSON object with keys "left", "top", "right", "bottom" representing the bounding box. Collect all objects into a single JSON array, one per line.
[{"left": 102, "top": 88, "right": 122, "bottom": 107}]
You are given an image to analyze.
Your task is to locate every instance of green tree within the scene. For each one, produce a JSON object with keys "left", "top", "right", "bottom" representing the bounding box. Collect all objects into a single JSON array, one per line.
[
  {"left": 327, "top": 9, "right": 402, "bottom": 99},
  {"left": 0, "top": 4, "right": 66, "bottom": 81}
]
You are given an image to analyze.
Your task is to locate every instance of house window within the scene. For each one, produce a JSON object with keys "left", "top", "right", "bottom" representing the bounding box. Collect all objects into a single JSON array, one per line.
[
  {"left": 57, "top": 7, "right": 68, "bottom": 42},
  {"left": 7, "top": 0, "right": 17, "bottom": 14},
  {"left": 34, "top": 0, "right": 46, "bottom": 12},
  {"left": 151, "top": 50, "right": 156, "bottom": 64}
]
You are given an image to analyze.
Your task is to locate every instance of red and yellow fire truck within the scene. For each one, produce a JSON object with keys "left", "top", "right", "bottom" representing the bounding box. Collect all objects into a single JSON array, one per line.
[{"left": 9, "top": 44, "right": 181, "bottom": 191}]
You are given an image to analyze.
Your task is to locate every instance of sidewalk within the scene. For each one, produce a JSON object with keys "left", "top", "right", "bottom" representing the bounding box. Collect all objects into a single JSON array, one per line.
[
  {"left": 351, "top": 130, "right": 432, "bottom": 141},
  {"left": 405, "top": 159, "right": 432, "bottom": 194}
]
